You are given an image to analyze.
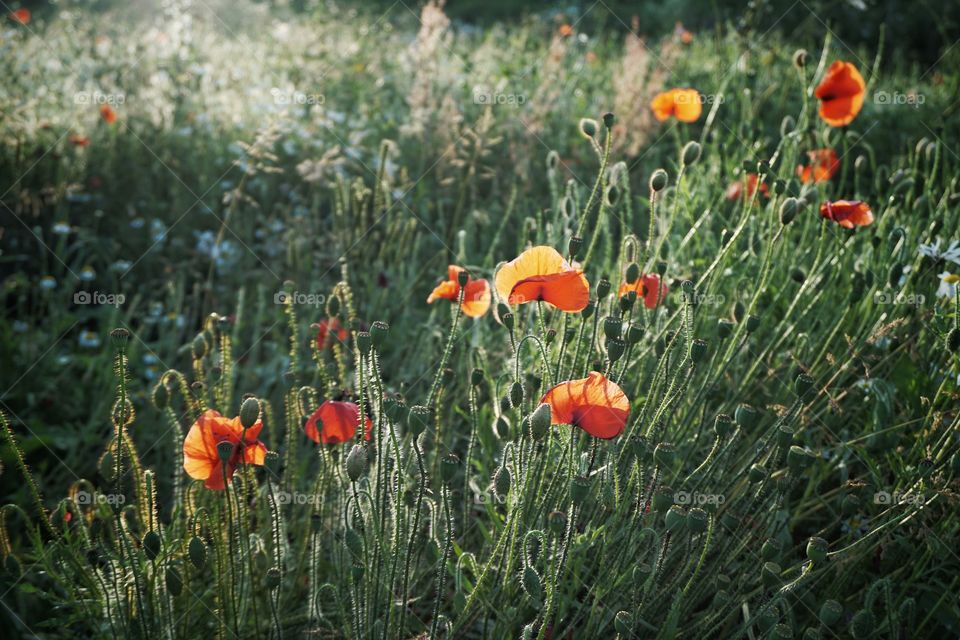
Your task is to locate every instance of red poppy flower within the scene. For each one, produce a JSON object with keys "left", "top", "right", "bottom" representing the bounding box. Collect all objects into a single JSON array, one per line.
[
  {"left": 304, "top": 400, "right": 372, "bottom": 445},
  {"left": 797, "top": 149, "right": 839, "bottom": 184},
  {"left": 725, "top": 173, "right": 769, "bottom": 202},
  {"left": 183, "top": 410, "right": 267, "bottom": 490},
  {"left": 674, "top": 22, "right": 693, "bottom": 44},
  {"left": 100, "top": 105, "right": 117, "bottom": 124},
  {"left": 618, "top": 273, "right": 668, "bottom": 309},
  {"left": 68, "top": 133, "right": 91, "bottom": 147},
  {"left": 651, "top": 88, "right": 702, "bottom": 123},
  {"left": 540, "top": 371, "right": 630, "bottom": 439},
  {"left": 558, "top": 24, "right": 573, "bottom": 37},
  {"left": 427, "top": 265, "right": 491, "bottom": 318},
  {"left": 8, "top": 9, "right": 30, "bottom": 25},
  {"left": 495, "top": 246, "right": 590, "bottom": 312},
  {"left": 814, "top": 61, "right": 865, "bottom": 127},
  {"left": 819, "top": 200, "right": 874, "bottom": 229},
  {"left": 316, "top": 318, "right": 348, "bottom": 350}
]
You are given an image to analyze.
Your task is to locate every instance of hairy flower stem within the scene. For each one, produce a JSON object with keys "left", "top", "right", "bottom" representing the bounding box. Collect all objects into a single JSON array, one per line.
[
  {"left": 397, "top": 435, "right": 427, "bottom": 640},
  {"left": 430, "top": 483, "right": 454, "bottom": 639},
  {"left": 427, "top": 287, "right": 465, "bottom": 407}
]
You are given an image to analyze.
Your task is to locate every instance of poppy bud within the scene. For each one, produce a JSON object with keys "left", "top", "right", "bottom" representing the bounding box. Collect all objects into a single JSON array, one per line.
[
  {"left": 597, "top": 278, "right": 612, "bottom": 299},
  {"left": 346, "top": 444, "right": 368, "bottom": 482},
  {"left": 441, "top": 367, "right": 454, "bottom": 386},
  {"left": 791, "top": 269, "right": 806, "bottom": 284},
  {"left": 456, "top": 269, "right": 470, "bottom": 288},
  {"left": 795, "top": 373, "right": 815, "bottom": 400},
  {"left": 787, "top": 445, "right": 813, "bottom": 473},
  {"left": 687, "top": 507, "right": 708, "bottom": 533},
  {"left": 652, "top": 485, "right": 673, "bottom": 512},
  {"left": 370, "top": 320, "right": 389, "bottom": 350},
  {"left": 806, "top": 536, "right": 828, "bottom": 563},
  {"left": 614, "top": 611, "right": 632, "bottom": 635},
  {"left": 407, "top": 405, "right": 431, "bottom": 437},
  {"left": 607, "top": 338, "right": 626, "bottom": 363},
  {"left": 510, "top": 381, "right": 524, "bottom": 408},
  {"left": 749, "top": 463, "right": 767, "bottom": 483},
  {"left": 544, "top": 328, "right": 557, "bottom": 345},
  {"left": 716, "top": 319, "right": 733, "bottom": 340},
  {"left": 946, "top": 327, "right": 960, "bottom": 352},
  {"left": 745, "top": 314, "right": 760, "bottom": 333},
  {"left": 793, "top": 48, "right": 807, "bottom": 68},
  {"left": 733, "top": 301, "right": 745, "bottom": 323},
  {"left": 240, "top": 397, "right": 261, "bottom": 429},
  {"left": 192, "top": 334, "right": 207, "bottom": 359},
  {"left": 690, "top": 339, "right": 708, "bottom": 363},
  {"left": 522, "top": 566, "right": 543, "bottom": 603},
  {"left": 619, "top": 291, "right": 636, "bottom": 313},
  {"left": 761, "top": 537, "right": 781, "bottom": 561},
  {"left": 603, "top": 316, "right": 622, "bottom": 340},
  {"left": 217, "top": 441, "right": 235, "bottom": 464},
  {"left": 918, "top": 457, "right": 934, "bottom": 477},
  {"left": 777, "top": 425, "right": 794, "bottom": 449},
  {"left": 649, "top": 169, "right": 669, "bottom": 192},
  {"left": 578, "top": 118, "right": 598, "bottom": 139},
  {"left": 165, "top": 565, "right": 183, "bottom": 596},
  {"left": 440, "top": 453, "right": 460, "bottom": 485},
  {"left": 602, "top": 112, "right": 615, "bottom": 129},
  {"left": 581, "top": 300, "right": 596, "bottom": 319},
  {"left": 714, "top": 413, "right": 733, "bottom": 437},
  {"left": 771, "top": 624, "right": 793, "bottom": 639},
  {"left": 654, "top": 442, "right": 676, "bottom": 468},
  {"left": 501, "top": 311, "right": 515, "bottom": 332},
  {"left": 326, "top": 295, "right": 340, "bottom": 316},
  {"left": 529, "top": 403, "right": 552, "bottom": 441},
  {"left": 494, "top": 465, "right": 511, "bottom": 496},
  {"left": 143, "top": 530, "right": 161, "bottom": 561},
  {"left": 819, "top": 599, "right": 843, "bottom": 627},
  {"left": 471, "top": 368, "right": 484, "bottom": 387},
  {"left": 152, "top": 381, "right": 169, "bottom": 409},
  {"left": 351, "top": 562, "right": 365, "bottom": 582},
  {"left": 188, "top": 536, "right": 206, "bottom": 569},
  {"left": 625, "top": 323, "right": 644, "bottom": 345},
  {"left": 681, "top": 141, "right": 702, "bottom": 166},
  {"left": 266, "top": 567, "right": 282, "bottom": 590},
  {"left": 500, "top": 395, "right": 512, "bottom": 414},
  {"left": 735, "top": 404, "right": 758, "bottom": 429},
  {"left": 656, "top": 261, "right": 668, "bottom": 276},
  {"left": 547, "top": 510, "right": 567, "bottom": 535},
  {"left": 546, "top": 150, "right": 560, "bottom": 171},
  {"left": 779, "top": 197, "right": 799, "bottom": 225},
  {"left": 850, "top": 610, "right": 875, "bottom": 639},
  {"left": 665, "top": 505, "right": 686, "bottom": 531},
  {"left": 356, "top": 331, "right": 372, "bottom": 356},
  {"left": 625, "top": 262, "right": 640, "bottom": 284},
  {"left": 570, "top": 475, "right": 591, "bottom": 505},
  {"left": 761, "top": 561, "right": 781, "bottom": 589}
]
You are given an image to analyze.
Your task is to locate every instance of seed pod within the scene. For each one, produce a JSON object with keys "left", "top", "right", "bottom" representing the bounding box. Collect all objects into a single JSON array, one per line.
[
  {"left": 735, "top": 404, "right": 759, "bottom": 429},
  {"left": 665, "top": 505, "right": 686, "bottom": 531},
  {"left": 733, "top": 301, "right": 745, "bottom": 322},
  {"left": 356, "top": 331, "right": 372, "bottom": 356},
  {"left": 165, "top": 565, "right": 183, "bottom": 596},
  {"left": 761, "top": 561, "right": 781, "bottom": 589},
  {"left": 440, "top": 453, "right": 460, "bottom": 484},
  {"left": 568, "top": 235, "right": 583, "bottom": 258},
  {"left": 570, "top": 475, "right": 590, "bottom": 505},
  {"left": 370, "top": 320, "right": 389, "bottom": 350},
  {"left": 787, "top": 445, "right": 813, "bottom": 473},
  {"left": 529, "top": 403, "right": 552, "bottom": 441},
  {"left": 408, "top": 405, "right": 431, "bottom": 437},
  {"left": 596, "top": 278, "right": 612, "bottom": 299},
  {"left": 346, "top": 444, "right": 368, "bottom": 482},
  {"left": 714, "top": 414, "right": 733, "bottom": 438},
  {"left": 581, "top": 300, "right": 596, "bottom": 319},
  {"left": 806, "top": 537, "right": 828, "bottom": 562},
  {"left": 547, "top": 510, "right": 567, "bottom": 535},
  {"left": 761, "top": 538, "right": 781, "bottom": 561},
  {"left": 544, "top": 328, "right": 557, "bottom": 345},
  {"left": 946, "top": 327, "right": 960, "bottom": 352},
  {"left": 682, "top": 141, "right": 702, "bottom": 166},
  {"left": 745, "top": 314, "right": 760, "bottom": 333},
  {"left": 771, "top": 624, "right": 794, "bottom": 639},
  {"left": 471, "top": 368, "right": 484, "bottom": 386},
  {"left": 717, "top": 319, "right": 734, "bottom": 339},
  {"left": 216, "top": 441, "right": 235, "bottom": 464},
  {"left": 819, "top": 599, "right": 843, "bottom": 627},
  {"left": 501, "top": 311, "right": 515, "bottom": 332},
  {"left": 687, "top": 507, "right": 708, "bottom": 533},
  {"left": 654, "top": 442, "right": 676, "bottom": 468},
  {"left": 795, "top": 373, "right": 815, "bottom": 399},
  {"left": 602, "top": 112, "right": 615, "bottom": 129},
  {"left": 142, "top": 530, "right": 161, "bottom": 561},
  {"left": 614, "top": 610, "right": 632, "bottom": 635},
  {"left": 777, "top": 425, "right": 794, "bottom": 448},
  {"left": 690, "top": 339, "right": 708, "bottom": 363},
  {"left": 652, "top": 485, "right": 674, "bottom": 512},
  {"left": 188, "top": 536, "right": 206, "bottom": 569},
  {"left": 619, "top": 292, "right": 636, "bottom": 313},
  {"left": 607, "top": 338, "right": 626, "bottom": 363},
  {"left": 748, "top": 463, "right": 767, "bottom": 483},
  {"left": 625, "top": 323, "right": 644, "bottom": 345},
  {"left": 266, "top": 567, "right": 282, "bottom": 590},
  {"left": 649, "top": 169, "right": 669, "bottom": 192},
  {"left": 850, "top": 610, "right": 875, "bottom": 639},
  {"left": 239, "top": 397, "right": 261, "bottom": 429}
]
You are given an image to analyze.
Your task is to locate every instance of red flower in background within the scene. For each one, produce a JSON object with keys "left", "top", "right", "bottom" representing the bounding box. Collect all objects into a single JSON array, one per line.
[
  {"left": 797, "top": 149, "right": 839, "bottom": 184},
  {"left": 819, "top": 200, "right": 874, "bottom": 229},
  {"left": 304, "top": 400, "right": 372, "bottom": 444},
  {"left": 100, "top": 105, "right": 117, "bottom": 124},
  {"left": 619, "top": 273, "right": 668, "bottom": 309},
  {"left": 427, "top": 265, "right": 491, "bottom": 318},
  {"left": 540, "top": 372, "right": 630, "bottom": 439},
  {"left": 9, "top": 9, "right": 30, "bottom": 25},
  {"left": 725, "top": 173, "right": 769, "bottom": 202},
  {"left": 316, "top": 318, "right": 348, "bottom": 350}
]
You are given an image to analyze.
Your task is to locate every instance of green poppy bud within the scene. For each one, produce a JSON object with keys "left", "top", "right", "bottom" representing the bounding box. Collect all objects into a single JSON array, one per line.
[
  {"left": 240, "top": 397, "right": 261, "bottom": 429},
  {"left": 665, "top": 505, "right": 687, "bottom": 531},
  {"left": 356, "top": 331, "right": 372, "bottom": 356},
  {"left": 946, "top": 327, "right": 960, "bottom": 353},
  {"left": 346, "top": 444, "right": 368, "bottom": 482},
  {"left": 152, "top": 381, "right": 169, "bottom": 409},
  {"left": 547, "top": 510, "right": 567, "bottom": 535},
  {"left": 652, "top": 485, "right": 674, "bottom": 512},
  {"left": 735, "top": 404, "right": 759, "bottom": 429},
  {"left": 602, "top": 112, "right": 615, "bottom": 129},
  {"left": 510, "top": 381, "right": 524, "bottom": 408},
  {"left": 579, "top": 118, "right": 598, "bottom": 139},
  {"left": 494, "top": 465, "right": 511, "bottom": 496},
  {"left": 544, "top": 328, "right": 557, "bottom": 345},
  {"left": 850, "top": 610, "right": 875, "bottom": 639},
  {"left": 143, "top": 530, "right": 161, "bottom": 561},
  {"left": 522, "top": 566, "right": 543, "bottom": 603},
  {"left": 771, "top": 624, "right": 794, "bottom": 639},
  {"left": 165, "top": 565, "right": 183, "bottom": 596},
  {"left": 717, "top": 319, "right": 734, "bottom": 339},
  {"left": 779, "top": 197, "right": 799, "bottom": 225},
  {"left": 745, "top": 314, "right": 760, "bottom": 333},
  {"left": 761, "top": 537, "right": 781, "bottom": 561},
  {"left": 471, "top": 368, "right": 484, "bottom": 386},
  {"left": 649, "top": 169, "right": 669, "bottom": 192},
  {"left": 192, "top": 334, "right": 207, "bottom": 359},
  {"left": 625, "top": 262, "right": 640, "bottom": 284},
  {"left": 440, "top": 453, "right": 460, "bottom": 485},
  {"left": 529, "top": 403, "right": 552, "bottom": 441},
  {"left": 733, "top": 301, "right": 746, "bottom": 322},
  {"left": 188, "top": 536, "right": 206, "bottom": 570},
  {"left": 819, "top": 599, "right": 843, "bottom": 627},
  {"left": 761, "top": 561, "right": 781, "bottom": 589},
  {"left": 682, "top": 141, "right": 702, "bottom": 166}
]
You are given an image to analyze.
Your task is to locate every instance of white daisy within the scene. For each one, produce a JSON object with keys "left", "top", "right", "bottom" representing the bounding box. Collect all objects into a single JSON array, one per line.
[
  {"left": 919, "top": 238, "right": 960, "bottom": 265},
  {"left": 937, "top": 271, "right": 960, "bottom": 299}
]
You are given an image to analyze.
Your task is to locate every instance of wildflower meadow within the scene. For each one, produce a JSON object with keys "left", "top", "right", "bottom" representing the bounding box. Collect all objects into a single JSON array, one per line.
[{"left": 1, "top": 0, "right": 959, "bottom": 638}]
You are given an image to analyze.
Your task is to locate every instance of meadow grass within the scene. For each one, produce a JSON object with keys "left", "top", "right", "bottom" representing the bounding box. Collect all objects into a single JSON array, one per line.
[{"left": 1, "top": 1, "right": 959, "bottom": 638}]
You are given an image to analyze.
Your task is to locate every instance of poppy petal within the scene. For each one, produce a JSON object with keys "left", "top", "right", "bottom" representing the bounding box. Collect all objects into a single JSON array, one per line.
[{"left": 540, "top": 371, "right": 629, "bottom": 439}]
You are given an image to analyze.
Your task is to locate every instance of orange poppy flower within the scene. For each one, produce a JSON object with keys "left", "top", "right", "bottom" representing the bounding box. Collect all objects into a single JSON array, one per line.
[
  {"left": 540, "top": 371, "right": 630, "bottom": 439},
  {"left": 316, "top": 318, "right": 348, "bottom": 350},
  {"left": 427, "top": 265, "right": 491, "bottom": 318},
  {"left": 304, "top": 400, "right": 372, "bottom": 445},
  {"left": 558, "top": 24, "right": 574, "bottom": 37},
  {"left": 100, "top": 105, "right": 117, "bottom": 124},
  {"left": 618, "top": 273, "right": 668, "bottom": 309},
  {"left": 725, "top": 173, "right": 769, "bottom": 202},
  {"left": 674, "top": 22, "right": 693, "bottom": 44},
  {"left": 8, "top": 8, "right": 30, "bottom": 25},
  {"left": 814, "top": 61, "right": 865, "bottom": 127},
  {"left": 183, "top": 410, "right": 267, "bottom": 490},
  {"left": 651, "top": 88, "right": 702, "bottom": 123},
  {"left": 495, "top": 245, "right": 589, "bottom": 312},
  {"left": 819, "top": 200, "right": 874, "bottom": 229},
  {"left": 797, "top": 149, "right": 840, "bottom": 184},
  {"left": 68, "top": 133, "right": 90, "bottom": 147}
]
